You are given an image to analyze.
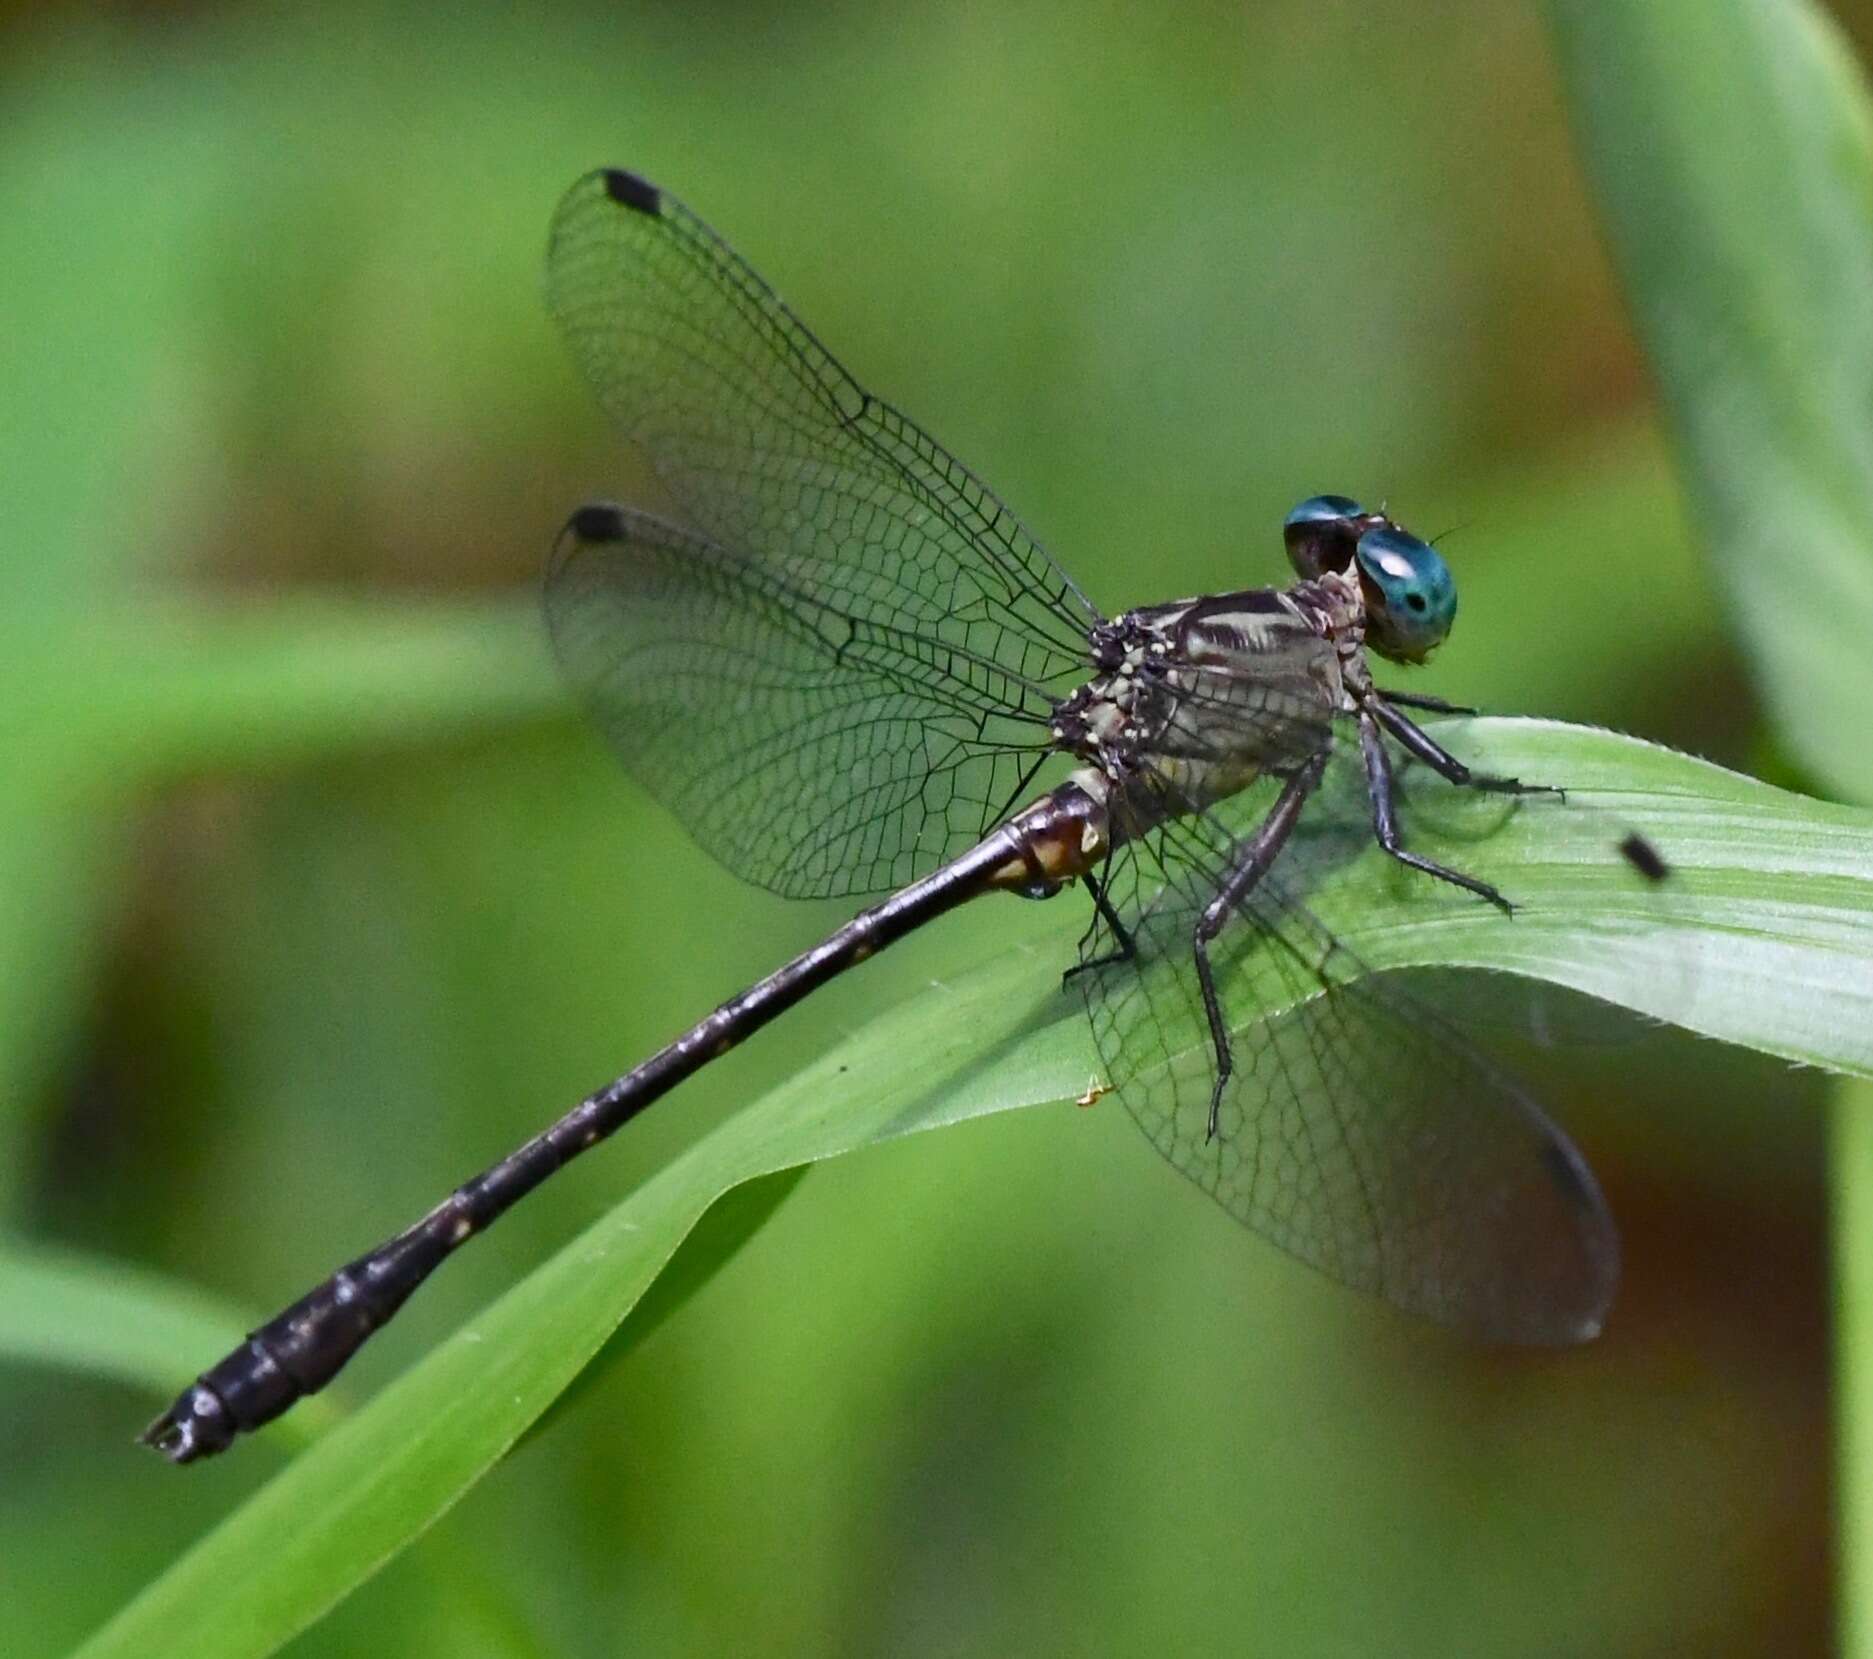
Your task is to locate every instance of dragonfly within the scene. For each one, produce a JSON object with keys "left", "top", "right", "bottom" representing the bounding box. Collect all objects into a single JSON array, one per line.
[{"left": 142, "top": 167, "right": 1668, "bottom": 1463}]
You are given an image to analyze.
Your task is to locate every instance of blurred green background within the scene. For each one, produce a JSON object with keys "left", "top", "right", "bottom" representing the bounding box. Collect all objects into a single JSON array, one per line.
[{"left": 0, "top": 0, "right": 1854, "bottom": 1653}]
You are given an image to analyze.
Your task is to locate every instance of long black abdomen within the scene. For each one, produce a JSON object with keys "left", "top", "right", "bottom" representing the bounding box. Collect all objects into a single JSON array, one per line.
[{"left": 141, "top": 783, "right": 1107, "bottom": 1462}]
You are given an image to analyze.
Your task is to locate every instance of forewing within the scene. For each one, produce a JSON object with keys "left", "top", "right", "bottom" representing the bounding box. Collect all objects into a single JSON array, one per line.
[
  {"left": 545, "top": 168, "right": 1095, "bottom": 702},
  {"left": 1080, "top": 799, "right": 1619, "bottom": 1343},
  {"left": 548, "top": 505, "right": 1060, "bottom": 898}
]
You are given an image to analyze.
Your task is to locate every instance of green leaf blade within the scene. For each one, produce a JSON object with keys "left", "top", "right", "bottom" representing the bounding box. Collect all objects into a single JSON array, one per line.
[
  {"left": 1545, "top": 0, "right": 1873, "bottom": 799},
  {"left": 78, "top": 722, "right": 1873, "bottom": 1658}
]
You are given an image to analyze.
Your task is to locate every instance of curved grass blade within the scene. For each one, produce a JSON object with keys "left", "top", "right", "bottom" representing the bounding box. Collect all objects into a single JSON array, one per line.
[
  {"left": 1546, "top": 0, "right": 1873, "bottom": 802},
  {"left": 78, "top": 723, "right": 1873, "bottom": 1659}
]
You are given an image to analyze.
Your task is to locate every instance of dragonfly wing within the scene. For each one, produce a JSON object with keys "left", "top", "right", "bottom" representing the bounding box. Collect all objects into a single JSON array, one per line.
[
  {"left": 546, "top": 169, "right": 1095, "bottom": 689},
  {"left": 1079, "top": 805, "right": 1619, "bottom": 1343},
  {"left": 547, "top": 505, "right": 1059, "bottom": 898},
  {"left": 544, "top": 169, "right": 1099, "bottom": 894}
]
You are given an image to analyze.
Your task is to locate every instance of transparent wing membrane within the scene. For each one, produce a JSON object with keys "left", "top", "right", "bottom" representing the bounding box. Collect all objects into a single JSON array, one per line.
[
  {"left": 547, "top": 505, "right": 1062, "bottom": 898},
  {"left": 1080, "top": 763, "right": 1622, "bottom": 1343},
  {"left": 544, "top": 170, "right": 1097, "bottom": 893}
]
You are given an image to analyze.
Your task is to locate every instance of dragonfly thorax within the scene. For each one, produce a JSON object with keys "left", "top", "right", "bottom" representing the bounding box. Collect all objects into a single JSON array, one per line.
[{"left": 1052, "top": 577, "right": 1364, "bottom": 825}]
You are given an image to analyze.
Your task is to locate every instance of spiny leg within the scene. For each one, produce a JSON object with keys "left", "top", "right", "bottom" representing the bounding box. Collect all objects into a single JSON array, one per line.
[
  {"left": 1191, "top": 754, "right": 1326, "bottom": 1140},
  {"left": 1370, "top": 695, "right": 1671, "bottom": 887},
  {"left": 1373, "top": 687, "right": 1477, "bottom": 716},
  {"left": 1062, "top": 868, "right": 1137, "bottom": 987},
  {"left": 1366, "top": 695, "right": 1564, "bottom": 800},
  {"left": 1358, "top": 713, "right": 1514, "bottom": 915}
]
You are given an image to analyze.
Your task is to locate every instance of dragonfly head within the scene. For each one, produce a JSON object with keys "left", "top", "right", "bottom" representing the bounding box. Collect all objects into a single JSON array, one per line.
[{"left": 1282, "top": 495, "right": 1456, "bottom": 665}]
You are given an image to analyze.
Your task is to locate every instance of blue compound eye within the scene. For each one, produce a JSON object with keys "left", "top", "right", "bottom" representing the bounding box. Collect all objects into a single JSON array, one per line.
[
  {"left": 1354, "top": 526, "right": 1456, "bottom": 664},
  {"left": 1283, "top": 494, "right": 1368, "bottom": 579}
]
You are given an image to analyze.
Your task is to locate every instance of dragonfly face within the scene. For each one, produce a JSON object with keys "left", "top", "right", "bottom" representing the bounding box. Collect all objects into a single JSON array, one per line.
[{"left": 1282, "top": 494, "right": 1457, "bottom": 665}]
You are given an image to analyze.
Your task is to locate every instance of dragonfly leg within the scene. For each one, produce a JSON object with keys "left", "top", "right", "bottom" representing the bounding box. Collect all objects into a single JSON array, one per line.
[
  {"left": 1366, "top": 695, "right": 1564, "bottom": 801},
  {"left": 1191, "top": 754, "right": 1327, "bottom": 1140},
  {"left": 1359, "top": 713, "right": 1515, "bottom": 915},
  {"left": 1373, "top": 687, "right": 1477, "bottom": 716},
  {"left": 1062, "top": 870, "right": 1137, "bottom": 987}
]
